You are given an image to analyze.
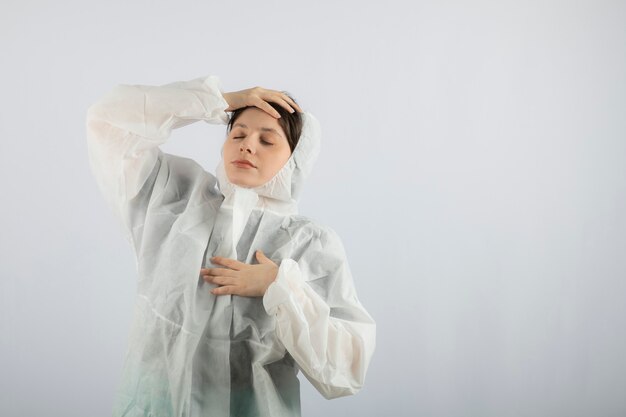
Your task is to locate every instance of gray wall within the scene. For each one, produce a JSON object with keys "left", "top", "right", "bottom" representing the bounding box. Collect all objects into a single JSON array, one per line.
[{"left": 1, "top": 0, "right": 625, "bottom": 416}]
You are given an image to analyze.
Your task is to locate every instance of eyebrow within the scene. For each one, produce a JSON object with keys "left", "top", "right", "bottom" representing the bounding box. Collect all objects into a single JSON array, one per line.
[{"left": 233, "top": 123, "right": 284, "bottom": 139}]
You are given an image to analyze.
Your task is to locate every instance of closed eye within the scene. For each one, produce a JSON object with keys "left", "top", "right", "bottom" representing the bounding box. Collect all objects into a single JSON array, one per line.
[{"left": 233, "top": 136, "right": 273, "bottom": 146}]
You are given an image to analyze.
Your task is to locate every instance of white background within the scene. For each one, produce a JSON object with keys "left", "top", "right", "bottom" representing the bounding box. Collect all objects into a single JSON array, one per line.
[{"left": 1, "top": 1, "right": 625, "bottom": 416}]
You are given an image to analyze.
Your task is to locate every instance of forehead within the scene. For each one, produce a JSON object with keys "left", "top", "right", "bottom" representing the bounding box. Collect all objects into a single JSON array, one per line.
[{"left": 232, "top": 108, "right": 286, "bottom": 138}]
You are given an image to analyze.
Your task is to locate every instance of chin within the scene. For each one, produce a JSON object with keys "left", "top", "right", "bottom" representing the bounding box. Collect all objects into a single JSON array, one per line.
[{"left": 228, "top": 175, "right": 257, "bottom": 188}]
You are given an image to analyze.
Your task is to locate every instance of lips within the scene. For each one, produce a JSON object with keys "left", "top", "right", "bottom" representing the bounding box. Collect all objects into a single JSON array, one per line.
[{"left": 232, "top": 159, "right": 256, "bottom": 168}]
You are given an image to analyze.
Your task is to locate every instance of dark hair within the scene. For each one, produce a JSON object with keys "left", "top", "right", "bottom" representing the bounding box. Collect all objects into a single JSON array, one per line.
[{"left": 226, "top": 93, "right": 303, "bottom": 153}]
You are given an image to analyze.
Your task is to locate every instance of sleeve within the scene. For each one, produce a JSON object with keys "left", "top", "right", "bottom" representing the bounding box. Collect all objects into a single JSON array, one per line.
[
  {"left": 85, "top": 75, "right": 230, "bottom": 253},
  {"left": 262, "top": 227, "right": 377, "bottom": 399}
]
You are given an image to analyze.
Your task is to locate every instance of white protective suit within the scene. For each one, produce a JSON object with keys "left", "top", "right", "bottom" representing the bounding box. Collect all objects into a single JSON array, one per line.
[{"left": 86, "top": 74, "right": 376, "bottom": 417}]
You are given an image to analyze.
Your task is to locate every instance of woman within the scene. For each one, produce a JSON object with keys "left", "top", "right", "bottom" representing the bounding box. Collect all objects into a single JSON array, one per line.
[{"left": 86, "top": 74, "right": 376, "bottom": 417}]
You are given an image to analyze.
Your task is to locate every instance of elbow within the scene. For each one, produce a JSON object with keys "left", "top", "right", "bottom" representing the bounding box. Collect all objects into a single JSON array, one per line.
[
  {"left": 86, "top": 100, "right": 107, "bottom": 124},
  {"left": 85, "top": 84, "right": 129, "bottom": 124}
]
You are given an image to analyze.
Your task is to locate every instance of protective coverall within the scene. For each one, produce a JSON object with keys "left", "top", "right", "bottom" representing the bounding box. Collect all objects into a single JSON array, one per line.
[{"left": 86, "top": 74, "right": 376, "bottom": 417}]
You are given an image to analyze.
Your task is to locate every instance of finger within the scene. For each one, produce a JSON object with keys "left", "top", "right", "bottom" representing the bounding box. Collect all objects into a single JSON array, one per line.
[
  {"left": 256, "top": 89, "right": 302, "bottom": 114},
  {"left": 279, "top": 93, "right": 303, "bottom": 113},
  {"left": 266, "top": 94, "right": 295, "bottom": 114},
  {"left": 204, "top": 275, "right": 237, "bottom": 286},
  {"left": 252, "top": 97, "right": 281, "bottom": 118},
  {"left": 201, "top": 267, "right": 237, "bottom": 277},
  {"left": 210, "top": 256, "right": 244, "bottom": 271},
  {"left": 255, "top": 250, "right": 270, "bottom": 263},
  {"left": 211, "top": 285, "right": 237, "bottom": 295},
  {"left": 264, "top": 89, "right": 302, "bottom": 114},
  {"left": 257, "top": 250, "right": 278, "bottom": 266}
]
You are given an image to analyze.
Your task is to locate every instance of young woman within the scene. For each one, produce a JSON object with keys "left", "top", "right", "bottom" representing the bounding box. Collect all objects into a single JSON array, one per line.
[{"left": 86, "top": 74, "right": 376, "bottom": 417}]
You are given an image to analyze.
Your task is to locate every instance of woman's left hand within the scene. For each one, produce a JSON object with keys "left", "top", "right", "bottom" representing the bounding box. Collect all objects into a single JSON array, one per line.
[{"left": 200, "top": 250, "right": 279, "bottom": 297}]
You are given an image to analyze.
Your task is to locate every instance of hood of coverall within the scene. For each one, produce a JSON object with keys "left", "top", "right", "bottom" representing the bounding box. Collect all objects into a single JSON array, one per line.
[
  {"left": 212, "top": 111, "right": 321, "bottom": 256},
  {"left": 214, "top": 111, "right": 321, "bottom": 211}
]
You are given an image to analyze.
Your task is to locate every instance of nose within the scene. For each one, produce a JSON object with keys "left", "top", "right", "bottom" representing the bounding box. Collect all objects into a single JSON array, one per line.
[
  {"left": 239, "top": 135, "right": 256, "bottom": 154},
  {"left": 240, "top": 143, "right": 252, "bottom": 154}
]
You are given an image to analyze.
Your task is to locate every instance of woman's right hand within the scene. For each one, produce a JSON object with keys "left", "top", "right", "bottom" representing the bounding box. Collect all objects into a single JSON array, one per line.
[{"left": 221, "top": 87, "right": 303, "bottom": 119}]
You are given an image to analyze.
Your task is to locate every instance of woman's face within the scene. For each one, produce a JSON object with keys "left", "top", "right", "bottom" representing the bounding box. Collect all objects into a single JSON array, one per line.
[{"left": 223, "top": 107, "right": 292, "bottom": 188}]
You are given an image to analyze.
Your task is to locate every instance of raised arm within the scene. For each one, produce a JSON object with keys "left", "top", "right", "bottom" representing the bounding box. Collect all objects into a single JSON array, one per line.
[
  {"left": 262, "top": 227, "right": 377, "bottom": 399},
  {"left": 85, "top": 75, "right": 229, "bottom": 248}
]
